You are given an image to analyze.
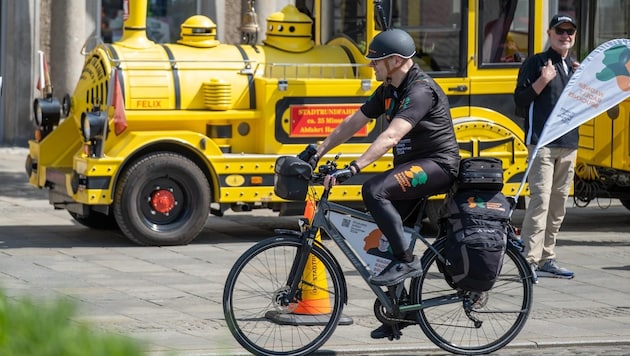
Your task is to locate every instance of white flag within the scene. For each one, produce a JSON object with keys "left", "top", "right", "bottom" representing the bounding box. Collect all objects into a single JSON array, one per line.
[
  {"left": 537, "top": 39, "right": 630, "bottom": 148},
  {"left": 513, "top": 39, "right": 630, "bottom": 205}
]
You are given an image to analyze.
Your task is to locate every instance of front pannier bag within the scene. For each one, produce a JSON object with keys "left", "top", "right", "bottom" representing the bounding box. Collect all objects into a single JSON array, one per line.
[{"left": 274, "top": 156, "right": 313, "bottom": 201}]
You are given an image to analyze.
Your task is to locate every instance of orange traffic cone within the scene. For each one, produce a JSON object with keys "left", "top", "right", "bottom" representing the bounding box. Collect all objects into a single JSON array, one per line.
[
  {"left": 267, "top": 196, "right": 352, "bottom": 325},
  {"left": 294, "top": 198, "right": 352, "bottom": 325},
  {"left": 294, "top": 197, "right": 331, "bottom": 314}
]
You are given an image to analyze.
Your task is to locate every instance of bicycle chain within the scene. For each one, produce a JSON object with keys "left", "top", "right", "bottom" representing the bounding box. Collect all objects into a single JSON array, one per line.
[
  {"left": 379, "top": 304, "right": 417, "bottom": 325},
  {"left": 382, "top": 315, "right": 416, "bottom": 324}
]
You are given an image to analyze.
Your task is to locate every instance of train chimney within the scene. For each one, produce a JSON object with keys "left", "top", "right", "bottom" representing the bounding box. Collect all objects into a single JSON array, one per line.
[{"left": 118, "top": 0, "right": 153, "bottom": 49}]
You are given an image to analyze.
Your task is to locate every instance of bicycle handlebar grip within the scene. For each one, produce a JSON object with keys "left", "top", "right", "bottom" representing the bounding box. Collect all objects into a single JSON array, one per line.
[{"left": 297, "top": 144, "right": 318, "bottom": 162}]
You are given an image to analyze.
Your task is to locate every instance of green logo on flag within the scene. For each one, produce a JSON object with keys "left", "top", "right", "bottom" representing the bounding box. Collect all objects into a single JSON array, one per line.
[{"left": 596, "top": 45, "right": 630, "bottom": 91}]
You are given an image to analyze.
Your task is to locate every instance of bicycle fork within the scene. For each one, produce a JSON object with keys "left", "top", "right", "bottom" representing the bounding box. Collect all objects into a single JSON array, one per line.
[{"left": 280, "top": 227, "right": 319, "bottom": 309}]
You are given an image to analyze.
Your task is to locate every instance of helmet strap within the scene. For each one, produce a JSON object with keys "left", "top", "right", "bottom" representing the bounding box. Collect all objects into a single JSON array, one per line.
[{"left": 384, "top": 57, "right": 404, "bottom": 86}]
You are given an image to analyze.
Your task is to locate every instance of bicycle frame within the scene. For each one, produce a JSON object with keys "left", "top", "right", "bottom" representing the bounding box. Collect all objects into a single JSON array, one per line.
[{"left": 284, "top": 184, "right": 452, "bottom": 317}]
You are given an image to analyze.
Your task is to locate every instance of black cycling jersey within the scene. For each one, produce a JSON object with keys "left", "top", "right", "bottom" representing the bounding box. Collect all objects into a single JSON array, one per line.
[{"left": 360, "top": 64, "right": 460, "bottom": 178}]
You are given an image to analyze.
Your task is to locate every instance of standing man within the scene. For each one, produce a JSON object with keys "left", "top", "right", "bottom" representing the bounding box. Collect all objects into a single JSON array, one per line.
[
  {"left": 299, "top": 28, "right": 461, "bottom": 339},
  {"left": 514, "top": 14, "right": 579, "bottom": 282}
]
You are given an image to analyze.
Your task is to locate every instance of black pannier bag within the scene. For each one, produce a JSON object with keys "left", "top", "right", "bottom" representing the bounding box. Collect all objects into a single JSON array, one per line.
[
  {"left": 274, "top": 156, "right": 313, "bottom": 201},
  {"left": 458, "top": 157, "right": 504, "bottom": 191},
  {"left": 443, "top": 189, "right": 510, "bottom": 292}
]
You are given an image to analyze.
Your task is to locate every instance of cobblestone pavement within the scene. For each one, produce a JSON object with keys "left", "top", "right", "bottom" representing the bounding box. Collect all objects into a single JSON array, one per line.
[{"left": 360, "top": 344, "right": 630, "bottom": 355}]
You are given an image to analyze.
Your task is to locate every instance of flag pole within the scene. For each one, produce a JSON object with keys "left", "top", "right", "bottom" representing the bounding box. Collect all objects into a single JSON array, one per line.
[
  {"left": 37, "top": 51, "right": 46, "bottom": 97},
  {"left": 511, "top": 144, "right": 540, "bottom": 217}
]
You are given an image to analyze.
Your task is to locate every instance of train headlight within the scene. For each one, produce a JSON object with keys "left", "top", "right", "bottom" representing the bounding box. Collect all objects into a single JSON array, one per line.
[
  {"left": 62, "top": 94, "right": 71, "bottom": 117},
  {"left": 80, "top": 111, "right": 107, "bottom": 141},
  {"left": 33, "top": 101, "right": 43, "bottom": 126},
  {"left": 32, "top": 97, "right": 61, "bottom": 128}
]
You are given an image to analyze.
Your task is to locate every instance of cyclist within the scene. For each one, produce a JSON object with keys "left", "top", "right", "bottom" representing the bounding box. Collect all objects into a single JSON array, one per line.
[{"left": 299, "top": 28, "right": 461, "bottom": 339}]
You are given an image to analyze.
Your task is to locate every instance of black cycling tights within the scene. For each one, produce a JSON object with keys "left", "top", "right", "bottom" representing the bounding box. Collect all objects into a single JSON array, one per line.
[{"left": 362, "top": 159, "right": 454, "bottom": 263}]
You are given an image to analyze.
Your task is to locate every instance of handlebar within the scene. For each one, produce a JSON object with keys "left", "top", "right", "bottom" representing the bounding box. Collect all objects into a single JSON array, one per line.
[
  {"left": 294, "top": 145, "right": 349, "bottom": 191},
  {"left": 310, "top": 162, "right": 337, "bottom": 185}
]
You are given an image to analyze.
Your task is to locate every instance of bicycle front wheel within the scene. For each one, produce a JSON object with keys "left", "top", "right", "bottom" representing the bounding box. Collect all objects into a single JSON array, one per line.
[
  {"left": 410, "top": 239, "right": 533, "bottom": 355},
  {"left": 223, "top": 236, "right": 346, "bottom": 356}
]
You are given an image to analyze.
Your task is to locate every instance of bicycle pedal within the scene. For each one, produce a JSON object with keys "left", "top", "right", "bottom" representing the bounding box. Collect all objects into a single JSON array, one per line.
[{"left": 387, "top": 326, "right": 402, "bottom": 341}]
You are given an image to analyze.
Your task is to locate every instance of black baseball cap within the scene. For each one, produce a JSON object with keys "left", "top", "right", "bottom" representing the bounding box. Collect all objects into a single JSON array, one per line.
[{"left": 549, "top": 14, "right": 576, "bottom": 29}]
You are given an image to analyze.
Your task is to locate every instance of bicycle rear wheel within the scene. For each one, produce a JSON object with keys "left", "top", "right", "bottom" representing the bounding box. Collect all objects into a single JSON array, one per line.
[
  {"left": 410, "top": 239, "right": 533, "bottom": 355},
  {"left": 223, "top": 236, "right": 346, "bottom": 356}
]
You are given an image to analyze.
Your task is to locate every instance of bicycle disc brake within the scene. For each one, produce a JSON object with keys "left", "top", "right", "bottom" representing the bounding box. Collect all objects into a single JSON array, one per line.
[{"left": 272, "top": 286, "right": 299, "bottom": 313}]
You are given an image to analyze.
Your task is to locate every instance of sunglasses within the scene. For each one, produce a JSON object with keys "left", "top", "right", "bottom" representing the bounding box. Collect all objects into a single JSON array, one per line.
[{"left": 554, "top": 27, "right": 576, "bottom": 36}]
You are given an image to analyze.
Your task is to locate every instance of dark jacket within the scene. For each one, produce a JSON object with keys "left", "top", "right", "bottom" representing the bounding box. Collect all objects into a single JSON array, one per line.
[
  {"left": 514, "top": 48, "right": 579, "bottom": 148},
  {"left": 361, "top": 64, "right": 461, "bottom": 178}
]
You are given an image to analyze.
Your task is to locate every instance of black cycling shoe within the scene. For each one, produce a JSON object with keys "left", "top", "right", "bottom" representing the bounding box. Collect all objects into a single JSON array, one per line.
[
  {"left": 370, "top": 256, "right": 423, "bottom": 286},
  {"left": 370, "top": 323, "right": 410, "bottom": 340}
]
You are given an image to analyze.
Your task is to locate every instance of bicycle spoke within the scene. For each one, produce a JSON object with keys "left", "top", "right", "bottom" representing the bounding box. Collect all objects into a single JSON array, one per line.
[
  {"left": 412, "top": 241, "right": 533, "bottom": 355},
  {"left": 223, "top": 237, "right": 345, "bottom": 356}
]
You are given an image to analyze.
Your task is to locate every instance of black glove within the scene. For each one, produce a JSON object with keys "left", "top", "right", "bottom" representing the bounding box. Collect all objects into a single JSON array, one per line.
[
  {"left": 330, "top": 168, "right": 354, "bottom": 184},
  {"left": 330, "top": 160, "right": 360, "bottom": 184},
  {"left": 297, "top": 144, "right": 320, "bottom": 169}
]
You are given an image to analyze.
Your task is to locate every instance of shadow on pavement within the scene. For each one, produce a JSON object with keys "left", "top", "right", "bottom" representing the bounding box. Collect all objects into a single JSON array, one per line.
[
  {"left": 0, "top": 171, "right": 48, "bottom": 200},
  {"left": 0, "top": 225, "right": 132, "bottom": 248}
]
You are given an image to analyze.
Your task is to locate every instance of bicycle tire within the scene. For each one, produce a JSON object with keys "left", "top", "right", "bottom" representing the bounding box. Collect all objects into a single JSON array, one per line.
[
  {"left": 223, "top": 235, "right": 346, "bottom": 356},
  {"left": 410, "top": 239, "right": 533, "bottom": 355}
]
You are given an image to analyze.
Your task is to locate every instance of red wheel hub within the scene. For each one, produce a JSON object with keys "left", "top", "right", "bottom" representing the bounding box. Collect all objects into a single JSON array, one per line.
[{"left": 150, "top": 189, "right": 176, "bottom": 214}]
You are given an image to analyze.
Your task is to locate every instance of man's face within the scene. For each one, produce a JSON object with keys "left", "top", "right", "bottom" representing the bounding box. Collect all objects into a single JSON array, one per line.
[
  {"left": 369, "top": 57, "right": 391, "bottom": 82},
  {"left": 378, "top": 235, "right": 390, "bottom": 252},
  {"left": 549, "top": 24, "right": 576, "bottom": 53}
]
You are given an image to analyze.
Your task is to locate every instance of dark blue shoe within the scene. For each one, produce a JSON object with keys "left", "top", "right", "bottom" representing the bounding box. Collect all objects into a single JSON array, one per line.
[{"left": 537, "top": 259, "right": 574, "bottom": 279}]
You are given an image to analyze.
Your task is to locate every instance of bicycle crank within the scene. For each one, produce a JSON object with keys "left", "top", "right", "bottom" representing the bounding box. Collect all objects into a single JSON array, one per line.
[{"left": 373, "top": 298, "right": 416, "bottom": 325}]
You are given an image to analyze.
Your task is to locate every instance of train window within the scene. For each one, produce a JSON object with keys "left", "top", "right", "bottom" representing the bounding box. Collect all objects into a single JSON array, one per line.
[
  {"left": 391, "top": 0, "right": 463, "bottom": 75},
  {"left": 101, "top": 0, "right": 198, "bottom": 43},
  {"left": 591, "top": 0, "right": 629, "bottom": 46},
  {"left": 320, "top": 0, "right": 368, "bottom": 52},
  {"left": 480, "top": 0, "right": 529, "bottom": 65}
]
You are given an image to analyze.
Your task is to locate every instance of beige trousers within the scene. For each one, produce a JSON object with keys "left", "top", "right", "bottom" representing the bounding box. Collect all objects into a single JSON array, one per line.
[{"left": 522, "top": 146, "right": 577, "bottom": 265}]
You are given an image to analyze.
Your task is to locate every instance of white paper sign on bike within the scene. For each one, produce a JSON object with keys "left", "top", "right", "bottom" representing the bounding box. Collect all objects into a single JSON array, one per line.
[{"left": 327, "top": 211, "right": 412, "bottom": 275}]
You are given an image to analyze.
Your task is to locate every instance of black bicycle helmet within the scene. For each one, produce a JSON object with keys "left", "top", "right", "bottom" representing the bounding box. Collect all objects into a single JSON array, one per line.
[{"left": 366, "top": 29, "right": 416, "bottom": 60}]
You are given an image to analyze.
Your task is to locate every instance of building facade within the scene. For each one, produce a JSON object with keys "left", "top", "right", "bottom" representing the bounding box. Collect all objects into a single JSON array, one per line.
[{"left": 0, "top": 0, "right": 289, "bottom": 146}]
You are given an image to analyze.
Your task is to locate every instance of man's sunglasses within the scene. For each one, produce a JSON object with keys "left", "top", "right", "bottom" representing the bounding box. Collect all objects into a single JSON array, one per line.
[{"left": 554, "top": 27, "right": 576, "bottom": 35}]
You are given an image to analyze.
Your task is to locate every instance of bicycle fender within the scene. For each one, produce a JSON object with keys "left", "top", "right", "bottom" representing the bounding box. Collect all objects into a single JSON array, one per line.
[{"left": 273, "top": 228, "right": 302, "bottom": 236}]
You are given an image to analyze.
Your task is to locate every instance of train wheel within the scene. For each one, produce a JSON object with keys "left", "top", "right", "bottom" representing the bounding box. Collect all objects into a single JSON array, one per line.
[
  {"left": 69, "top": 211, "right": 119, "bottom": 230},
  {"left": 113, "top": 152, "right": 210, "bottom": 246}
]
